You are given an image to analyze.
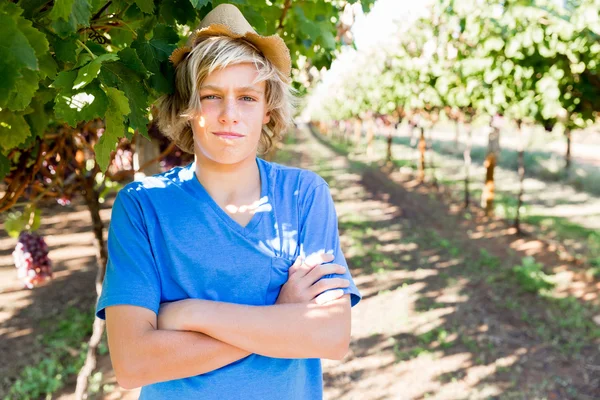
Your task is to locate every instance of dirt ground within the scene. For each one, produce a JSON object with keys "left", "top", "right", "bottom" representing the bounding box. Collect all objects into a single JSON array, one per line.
[{"left": 1, "top": 125, "right": 599, "bottom": 399}]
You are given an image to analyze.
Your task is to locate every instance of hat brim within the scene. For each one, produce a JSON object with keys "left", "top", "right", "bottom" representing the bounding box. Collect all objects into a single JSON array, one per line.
[{"left": 170, "top": 24, "right": 291, "bottom": 80}]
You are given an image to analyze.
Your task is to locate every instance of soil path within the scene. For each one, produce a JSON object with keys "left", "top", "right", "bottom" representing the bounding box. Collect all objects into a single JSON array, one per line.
[{"left": 294, "top": 125, "right": 599, "bottom": 399}]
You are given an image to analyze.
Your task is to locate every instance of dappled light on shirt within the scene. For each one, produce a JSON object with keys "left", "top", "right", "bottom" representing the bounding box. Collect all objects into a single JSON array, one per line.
[
  {"left": 135, "top": 177, "right": 167, "bottom": 190},
  {"left": 225, "top": 195, "right": 272, "bottom": 214},
  {"left": 257, "top": 222, "right": 299, "bottom": 257}
]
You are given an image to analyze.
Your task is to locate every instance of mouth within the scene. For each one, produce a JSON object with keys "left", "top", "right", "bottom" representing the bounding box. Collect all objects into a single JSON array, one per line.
[{"left": 213, "top": 131, "right": 244, "bottom": 139}]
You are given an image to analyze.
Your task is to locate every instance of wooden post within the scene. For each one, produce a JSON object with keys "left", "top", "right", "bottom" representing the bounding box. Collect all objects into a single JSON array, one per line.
[
  {"left": 515, "top": 120, "right": 526, "bottom": 234},
  {"left": 481, "top": 116, "right": 501, "bottom": 216},
  {"left": 366, "top": 119, "right": 375, "bottom": 157},
  {"left": 463, "top": 117, "right": 473, "bottom": 209},
  {"left": 418, "top": 126, "right": 426, "bottom": 182},
  {"left": 565, "top": 128, "right": 571, "bottom": 171},
  {"left": 133, "top": 134, "right": 161, "bottom": 178}
]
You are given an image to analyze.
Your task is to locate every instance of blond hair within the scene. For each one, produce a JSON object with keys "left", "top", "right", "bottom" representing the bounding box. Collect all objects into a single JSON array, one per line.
[{"left": 155, "top": 36, "right": 295, "bottom": 155}]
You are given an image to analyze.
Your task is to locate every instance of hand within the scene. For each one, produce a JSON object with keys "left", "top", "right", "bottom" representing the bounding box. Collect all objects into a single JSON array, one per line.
[
  {"left": 275, "top": 253, "right": 350, "bottom": 306},
  {"left": 157, "top": 299, "right": 197, "bottom": 331}
]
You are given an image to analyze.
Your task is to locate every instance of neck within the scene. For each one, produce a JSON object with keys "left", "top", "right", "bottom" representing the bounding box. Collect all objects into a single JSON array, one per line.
[{"left": 193, "top": 154, "right": 261, "bottom": 208}]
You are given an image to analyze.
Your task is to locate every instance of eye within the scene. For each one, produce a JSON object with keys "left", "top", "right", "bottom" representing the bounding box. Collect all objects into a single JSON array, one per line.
[
  {"left": 201, "top": 95, "right": 219, "bottom": 100},
  {"left": 241, "top": 96, "right": 256, "bottom": 102}
]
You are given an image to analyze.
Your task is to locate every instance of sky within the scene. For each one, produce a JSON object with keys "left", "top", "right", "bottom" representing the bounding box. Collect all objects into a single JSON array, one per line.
[
  {"left": 351, "top": 0, "right": 429, "bottom": 51},
  {"left": 317, "top": 0, "right": 431, "bottom": 87},
  {"left": 301, "top": 0, "right": 430, "bottom": 120}
]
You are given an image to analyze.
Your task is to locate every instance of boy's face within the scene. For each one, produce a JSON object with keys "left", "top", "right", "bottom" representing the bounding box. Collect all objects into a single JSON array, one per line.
[{"left": 191, "top": 62, "right": 271, "bottom": 166}]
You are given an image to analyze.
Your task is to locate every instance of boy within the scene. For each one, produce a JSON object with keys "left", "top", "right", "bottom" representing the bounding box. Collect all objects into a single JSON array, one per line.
[{"left": 96, "top": 4, "right": 361, "bottom": 399}]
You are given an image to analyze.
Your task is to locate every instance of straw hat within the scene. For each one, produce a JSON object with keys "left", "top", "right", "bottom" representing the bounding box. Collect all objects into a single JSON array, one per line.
[{"left": 169, "top": 3, "right": 292, "bottom": 80}]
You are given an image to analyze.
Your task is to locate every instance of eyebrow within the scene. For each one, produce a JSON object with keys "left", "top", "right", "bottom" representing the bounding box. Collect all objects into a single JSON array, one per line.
[{"left": 199, "top": 84, "right": 264, "bottom": 94}]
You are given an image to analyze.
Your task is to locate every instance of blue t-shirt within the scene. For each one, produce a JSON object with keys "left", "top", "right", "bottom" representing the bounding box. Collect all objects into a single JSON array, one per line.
[{"left": 96, "top": 157, "right": 361, "bottom": 399}]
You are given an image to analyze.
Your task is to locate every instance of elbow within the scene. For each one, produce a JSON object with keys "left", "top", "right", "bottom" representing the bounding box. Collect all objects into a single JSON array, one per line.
[
  {"left": 317, "top": 317, "right": 351, "bottom": 360},
  {"left": 112, "top": 354, "right": 147, "bottom": 390},
  {"left": 325, "top": 332, "right": 351, "bottom": 360},
  {"left": 116, "top": 366, "right": 151, "bottom": 390},
  {"left": 114, "top": 363, "right": 142, "bottom": 390},
  {"left": 115, "top": 375, "right": 137, "bottom": 391}
]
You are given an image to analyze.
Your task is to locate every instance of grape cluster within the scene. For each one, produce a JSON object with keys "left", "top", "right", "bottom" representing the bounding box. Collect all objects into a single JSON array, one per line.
[{"left": 12, "top": 232, "right": 53, "bottom": 289}]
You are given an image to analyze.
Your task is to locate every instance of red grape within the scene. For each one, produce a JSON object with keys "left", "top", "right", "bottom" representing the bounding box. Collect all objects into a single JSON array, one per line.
[{"left": 12, "top": 232, "right": 53, "bottom": 289}]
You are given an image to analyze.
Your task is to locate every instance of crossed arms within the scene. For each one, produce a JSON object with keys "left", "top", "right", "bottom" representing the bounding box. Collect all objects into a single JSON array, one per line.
[{"left": 105, "top": 259, "right": 352, "bottom": 389}]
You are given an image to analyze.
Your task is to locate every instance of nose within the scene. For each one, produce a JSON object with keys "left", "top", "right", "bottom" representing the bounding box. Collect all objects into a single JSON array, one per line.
[{"left": 218, "top": 96, "right": 239, "bottom": 125}]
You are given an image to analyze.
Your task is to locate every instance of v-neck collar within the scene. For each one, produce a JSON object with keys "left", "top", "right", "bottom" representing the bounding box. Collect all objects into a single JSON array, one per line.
[{"left": 188, "top": 157, "right": 269, "bottom": 237}]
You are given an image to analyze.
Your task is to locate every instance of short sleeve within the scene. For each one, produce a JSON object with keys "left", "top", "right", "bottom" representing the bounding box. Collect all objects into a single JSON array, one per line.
[
  {"left": 298, "top": 179, "right": 362, "bottom": 307},
  {"left": 95, "top": 189, "right": 161, "bottom": 320}
]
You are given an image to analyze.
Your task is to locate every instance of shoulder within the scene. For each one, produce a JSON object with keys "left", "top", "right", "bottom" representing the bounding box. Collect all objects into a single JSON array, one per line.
[{"left": 117, "top": 163, "right": 193, "bottom": 203}]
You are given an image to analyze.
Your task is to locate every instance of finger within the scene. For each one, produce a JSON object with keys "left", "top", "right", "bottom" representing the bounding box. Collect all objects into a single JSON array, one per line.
[
  {"left": 314, "top": 289, "right": 345, "bottom": 305},
  {"left": 292, "top": 253, "right": 334, "bottom": 280},
  {"left": 304, "top": 263, "right": 347, "bottom": 285},
  {"left": 290, "top": 256, "right": 314, "bottom": 280},
  {"left": 309, "top": 278, "right": 350, "bottom": 298},
  {"left": 288, "top": 256, "right": 303, "bottom": 276},
  {"left": 304, "top": 252, "right": 335, "bottom": 268}
]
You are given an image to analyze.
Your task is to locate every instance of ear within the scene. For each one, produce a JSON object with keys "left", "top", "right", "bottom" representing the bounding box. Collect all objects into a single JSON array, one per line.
[{"left": 263, "top": 110, "right": 271, "bottom": 125}]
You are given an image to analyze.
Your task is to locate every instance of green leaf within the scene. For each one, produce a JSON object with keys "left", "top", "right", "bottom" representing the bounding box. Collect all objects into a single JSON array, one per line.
[
  {"left": 38, "top": 53, "right": 58, "bottom": 79},
  {"left": 106, "top": 87, "right": 131, "bottom": 115},
  {"left": 132, "top": 24, "right": 178, "bottom": 69},
  {"left": 159, "top": 0, "right": 196, "bottom": 25},
  {"left": 260, "top": 6, "right": 281, "bottom": 35},
  {"left": 0, "top": 62, "right": 21, "bottom": 107},
  {"left": 19, "top": 0, "right": 49, "bottom": 19},
  {"left": 99, "top": 61, "right": 150, "bottom": 137},
  {"left": 3, "top": 205, "right": 41, "bottom": 235},
  {"left": 50, "top": 35, "right": 79, "bottom": 63},
  {"left": 73, "top": 53, "right": 119, "bottom": 90},
  {"left": 189, "top": 0, "right": 211, "bottom": 9},
  {"left": 16, "top": 127, "right": 39, "bottom": 150},
  {"left": 0, "top": 151, "right": 9, "bottom": 180},
  {"left": 51, "top": 17, "right": 76, "bottom": 38},
  {"left": 7, "top": 69, "right": 39, "bottom": 111},
  {"left": 131, "top": 25, "right": 178, "bottom": 94},
  {"left": 0, "top": 12, "right": 38, "bottom": 71},
  {"left": 95, "top": 88, "right": 131, "bottom": 171},
  {"left": 76, "top": 83, "right": 110, "bottom": 122},
  {"left": 320, "top": 28, "right": 336, "bottom": 50},
  {"left": 70, "top": 0, "right": 92, "bottom": 27},
  {"left": 240, "top": 6, "right": 266, "bottom": 33},
  {"left": 131, "top": 41, "right": 160, "bottom": 73},
  {"left": 4, "top": 211, "right": 25, "bottom": 238},
  {"left": 24, "top": 99, "right": 49, "bottom": 139},
  {"left": 15, "top": 10, "right": 48, "bottom": 59},
  {"left": 51, "top": 70, "right": 77, "bottom": 91},
  {"left": 50, "top": 0, "right": 92, "bottom": 36},
  {"left": 118, "top": 47, "right": 151, "bottom": 78},
  {"left": 54, "top": 82, "right": 108, "bottom": 127},
  {"left": 108, "top": 28, "right": 134, "bottom": 48},
  {"left": 48, "top": 0, "right": 75, "bottom": 21},
  {"left": 134, "top": 0, "right": 155, "bottom": 14},
  {"left": 74, "top": 52, "right": 94, "bottom": 69},
  {"left": 0, "top": 110, "right": 31, "bottom": 150},
  {"left": 151, "top": 24, "right": 180, "bottom": 57},
  {"left": 298, "top": 19, "right": 321, "bottom": 42}
]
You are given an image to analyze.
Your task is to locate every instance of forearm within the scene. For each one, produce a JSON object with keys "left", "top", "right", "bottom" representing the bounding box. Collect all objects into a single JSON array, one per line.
[
  {"left": 118, "top": 329, "right": 250, "bottom": 389},
  {"left": 183, "top": 298, "right": 350, "bottom": 360}
]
